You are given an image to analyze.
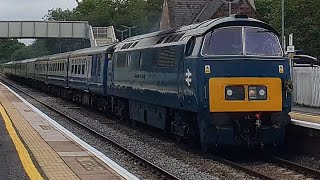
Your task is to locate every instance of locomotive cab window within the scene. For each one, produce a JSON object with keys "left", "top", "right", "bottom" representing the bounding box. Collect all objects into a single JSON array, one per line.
[
  {"left": 201, "top": 26, "right": 283, "bottom": 57},
  {"left": 245, "top": 27, "right": 282, "bottom": 56},
  {"left": 202, "top": 27, "right": 243, "bottom": 55}
]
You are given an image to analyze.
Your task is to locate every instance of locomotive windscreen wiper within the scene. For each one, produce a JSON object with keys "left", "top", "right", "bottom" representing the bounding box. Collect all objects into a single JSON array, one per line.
[{"left": 256, "top": 30, "right": 273, "bottom": 33}]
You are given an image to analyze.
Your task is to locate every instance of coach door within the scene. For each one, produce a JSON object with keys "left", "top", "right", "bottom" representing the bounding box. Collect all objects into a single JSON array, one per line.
[
  {"left": 86, "top": 56, "right": 91, "bottom": 88},
  {"left": 176, "top": 44, "right": 185, "bottom": 102}
]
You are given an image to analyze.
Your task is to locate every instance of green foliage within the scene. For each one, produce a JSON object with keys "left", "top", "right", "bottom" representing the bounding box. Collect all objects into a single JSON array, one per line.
[
  {"left": 46, "top": 0, "right": 164, "bottom": 37},
  {"left": 0, "top": 39, "right": 25, "bottom": 63},
  {"left": 11, "top": 39, "right": 90, "bottom": 61},
  {"left": 256, "top": 0, "right": 320, "bottom": 59}
]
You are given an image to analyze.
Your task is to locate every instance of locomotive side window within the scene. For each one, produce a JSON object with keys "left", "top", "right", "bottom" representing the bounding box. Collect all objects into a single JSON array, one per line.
[
  {"left": 116, "top": 53, "right": 127, "bottom": 67},
  {"left": 185, "top": 37, "right": 196, "bottom": 57},
  {"left": 245, "top": 27, "right": 282, "bottom": 56},
  {"left": 202, "top": 27, "right": 243, "bottom": 55},
  {"left": 128, "top": 51, "right": 141, "bottom": 69},
  {"left": 139, "top": 52, "right": 142, "bottom": 67}
]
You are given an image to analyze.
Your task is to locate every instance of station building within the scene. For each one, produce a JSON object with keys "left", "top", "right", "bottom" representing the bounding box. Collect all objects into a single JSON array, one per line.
[{"left": 160, "top": 0, "right": 257, "bottom": 30}]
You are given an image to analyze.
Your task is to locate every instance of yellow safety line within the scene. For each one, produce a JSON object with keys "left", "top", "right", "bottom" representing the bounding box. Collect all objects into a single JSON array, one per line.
[{"left": 0, "top": 105, "right": 43, "bottom": 180}]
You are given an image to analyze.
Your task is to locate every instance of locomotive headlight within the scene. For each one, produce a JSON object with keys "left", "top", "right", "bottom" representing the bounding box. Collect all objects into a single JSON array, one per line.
[
  {"left": 248, "top": 86, "right": 267, "bottom": 100},
  {"left": 259, "top": 89, "right": 266, "bottom": 96},
  {"left": 226, "top": 89, "right": 233, "bottom": 96},
  {"left": 225, "top": 86, "right": 245, "bottom": 100}
]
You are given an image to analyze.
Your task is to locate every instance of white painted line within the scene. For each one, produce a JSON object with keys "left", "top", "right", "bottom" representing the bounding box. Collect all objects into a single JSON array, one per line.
[
  {"left": 291, "top": 119, "right": 320, "bottom": 130},
  {"left": 0, "top": 82, "right": 140, "bottom": 180}
]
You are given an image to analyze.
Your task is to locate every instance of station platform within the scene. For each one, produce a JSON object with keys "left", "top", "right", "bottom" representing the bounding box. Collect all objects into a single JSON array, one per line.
[
  {"left": 0, "top": 82, "right": 138, "bottom": 180},
  {"left": 291, "top": 105, "right": 320, "bottom": 130}
]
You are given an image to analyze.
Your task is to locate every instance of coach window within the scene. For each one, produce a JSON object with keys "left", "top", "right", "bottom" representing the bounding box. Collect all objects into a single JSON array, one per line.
[
  {"left": 74, "top": 64, "right": 78, "bottom": 74},
  {"left": 98, "top": 55, "right": 103, "bottom": 76},
  {"left": 202, "top": 27, "right": 243, "bottom": 55},
  {"left": 82, "top": 64, "right": 85, "bottom": 74}
]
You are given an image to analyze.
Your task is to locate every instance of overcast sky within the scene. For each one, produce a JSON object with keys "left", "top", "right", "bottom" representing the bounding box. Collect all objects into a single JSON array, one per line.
[
  {"left": 0, "top": 0, "right": 78, "bottom": 44},
  {"left": 0, "top": 0, "right": 77, "bottom": 20}
]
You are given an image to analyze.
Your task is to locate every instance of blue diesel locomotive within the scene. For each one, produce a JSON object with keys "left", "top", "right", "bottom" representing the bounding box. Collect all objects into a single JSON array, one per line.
[{"left": 4, "top": 15, "right": 292, "bottom": 150}]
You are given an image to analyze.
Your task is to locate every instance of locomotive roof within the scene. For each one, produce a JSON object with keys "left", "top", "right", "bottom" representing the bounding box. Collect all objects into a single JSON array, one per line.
[
  {"left": 116, "top": 15, "right": 279, "bottom": 49},
  {"left": 69, "top": 43, "right": 117, "bottom": 57}
]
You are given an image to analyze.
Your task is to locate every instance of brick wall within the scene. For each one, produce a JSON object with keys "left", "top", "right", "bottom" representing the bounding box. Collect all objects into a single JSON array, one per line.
[{"left": 212, "top": 0, "right": 257, "bottom": 19}]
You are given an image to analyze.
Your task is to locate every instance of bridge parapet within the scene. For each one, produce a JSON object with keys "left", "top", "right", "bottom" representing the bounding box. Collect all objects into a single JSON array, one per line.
[
  {"left": 0, "top": 21, "right": 91, "bottom": 39},
  {"left": 0, "top": 21, "right": 118, "bottom": 47}
]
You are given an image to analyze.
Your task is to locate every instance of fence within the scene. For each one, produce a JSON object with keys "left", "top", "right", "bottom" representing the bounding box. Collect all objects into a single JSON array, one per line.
[{"left": 292, "top": 66, "right": 320, "bottom": 107}]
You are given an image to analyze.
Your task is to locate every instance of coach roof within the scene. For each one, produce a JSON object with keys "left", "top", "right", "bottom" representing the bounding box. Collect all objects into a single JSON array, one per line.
[{"left": 70, "top": 43, "right": 117, "bottom": 58}]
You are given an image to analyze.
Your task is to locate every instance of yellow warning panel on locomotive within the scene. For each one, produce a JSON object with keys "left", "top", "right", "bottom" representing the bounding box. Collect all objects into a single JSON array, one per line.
[{"left": 209, "top": 77, "right": 282, "bottom": 112}]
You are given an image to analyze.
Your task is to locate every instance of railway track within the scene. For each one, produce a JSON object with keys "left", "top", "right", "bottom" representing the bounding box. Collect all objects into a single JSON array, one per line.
[
  {"left": 210, "top": 155, "right": 275, "bottom": 180},
  {"left": 211, "top": 151, "right": 320, "bottom": 180},
  {"left": 1, "top": 78, "right": 180, "bottom": 180},
  {"left": 271, "top": 156, "right": 320, "bottom": 178},
  {"left": 2, "top": 77, "right": 320, "bottom": 180}
]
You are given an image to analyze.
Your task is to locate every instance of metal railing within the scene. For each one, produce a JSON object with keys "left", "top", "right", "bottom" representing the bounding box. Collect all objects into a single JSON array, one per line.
[{"left": 89, "top": 26, "right": 117, "bottom": 47}]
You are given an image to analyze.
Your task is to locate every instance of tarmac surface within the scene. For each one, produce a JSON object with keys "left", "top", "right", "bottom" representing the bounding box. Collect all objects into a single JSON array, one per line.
[{"left": 0, "top": 116, "right": 27, "bottom": 180}]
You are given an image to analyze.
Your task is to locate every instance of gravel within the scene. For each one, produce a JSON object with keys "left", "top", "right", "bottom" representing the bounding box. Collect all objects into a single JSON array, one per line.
[{"left": 286, "top": 155, "right": 320, "bottom": 170}]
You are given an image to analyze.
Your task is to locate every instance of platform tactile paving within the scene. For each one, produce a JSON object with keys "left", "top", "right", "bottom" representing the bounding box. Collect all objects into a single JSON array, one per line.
[
  {"left": 0, "top": 85, "right": 125, "bottom": 180},
  {"left": 0, "top": 88, "right": 80, "bottom": 179}
]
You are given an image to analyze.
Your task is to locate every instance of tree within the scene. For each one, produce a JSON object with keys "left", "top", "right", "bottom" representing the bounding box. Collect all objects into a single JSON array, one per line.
[
  {"left": 45, "top": 0, "right": 163, "bottom": 35},
  {"left": 256, "top": 0, "right": 320, "bottom": 59},
  {"left": 0, "top": 39, "right": 25, "bottom": 62}
]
